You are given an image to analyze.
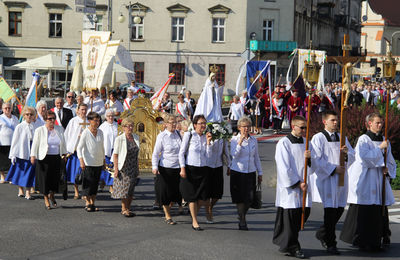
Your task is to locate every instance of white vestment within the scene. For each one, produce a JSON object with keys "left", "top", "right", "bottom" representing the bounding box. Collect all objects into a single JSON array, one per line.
[
  {"left": 84, "top": 97, "right": 105, "bottom": 115},
  {"left": 0, "top": 114, "right": 19, "bottom": 146},
  {"left": 310, "top": 132, "right": 355, "bottom": 208},
  {"left": 347, "top": 134, "right": 396, "bottom": 206},
  {"left": 194, "top": 78, "right": 224, "bottom": 122},
  {"left": 99, "top": 121, "right": 118, "bottom": 157},
  {"left": 275, "top": 135, "right": 314, "bottom": 209},
  {"left": 64, "top": 116, "right": 87, "bottom": 154}
]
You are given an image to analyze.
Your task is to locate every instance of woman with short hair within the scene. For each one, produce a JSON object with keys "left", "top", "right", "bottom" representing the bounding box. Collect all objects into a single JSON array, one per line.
[
  {"left": 175, "top": 94, "right": 190, "bottom": 120},
  {"left": 99, "top": 109, "right": 118, "bottom": 192},
  {"left": 0, "top": 102, "right": 19, "bottom": 183},
  {"left": 229, "top": 116, "right": 263, "bottom": 230},
  {"left": 35, "top": 100, "right": 47, "bottom": 127},
  {"left": 30, "top": 110, "right": 67, "bottom": 209},
  {"left": 77, "top": 112, "right": 105, "bottom": 212},
  {"left": 112, "top": 117, "right": 140, "bottom": 217},
  {"left": 179, "top": 115, "right": 212, "bottom": 231},
  {"left": 152, "top": 114, "right": 182, "bottom": 224},
  {"left": 6, "top": 107, "right": 37, "bottom": 200}
]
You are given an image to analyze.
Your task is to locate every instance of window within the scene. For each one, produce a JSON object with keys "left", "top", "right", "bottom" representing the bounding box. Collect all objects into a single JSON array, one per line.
[
  {"left": 212, "top": 18, "right": 225, "bottom": 42},
  {"left": 134, "top": 62, "right": 144, "bottom": 83},
  {"left": 171, "top": 17, "right": 184, "bottom": 42},
  {"left": 131, "top": 17, "right": 144, "bottom": 40},
  {"left": 9, "top": 12, "right": 22, "bottom": 36},
  {"left": 169, "top": 63, "right": 185, "bottom": 85},
  {"left": 263, "top": 20, "right": 273, "bottom": 41},
  {"left": 49, "top": 13, "right": 62, "bottom": 37},
  {"left": 209, "top": 64, "right": 226, "bottom": 86},
  {"left": 95, "top": 15, "right": 103, "bottom": 31}
]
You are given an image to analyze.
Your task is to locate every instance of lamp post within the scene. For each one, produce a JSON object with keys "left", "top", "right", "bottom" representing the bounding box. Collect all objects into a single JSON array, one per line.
[
  {"left": 118, "top": 2, "right": 142, "bottom": 55},
  {"left": 64, "top": 53, "right": 72, "bottom": 99}
]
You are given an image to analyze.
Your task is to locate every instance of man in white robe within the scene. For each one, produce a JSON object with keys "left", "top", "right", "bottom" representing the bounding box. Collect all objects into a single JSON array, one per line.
[
  {"left": 194, "top": 73, "right": 224, "bottom": 123},
  {"left": 273, "top": 115, "right": 314, "bottom": 259},
  {"left": 310, "top": 110, "right": 355, "bottom": 254},
  {"left": 64, "top": 103, "right": 89, "bottom": 199},
  {"left": 340, "top": 113, "right": 396, "bottom": 251}
]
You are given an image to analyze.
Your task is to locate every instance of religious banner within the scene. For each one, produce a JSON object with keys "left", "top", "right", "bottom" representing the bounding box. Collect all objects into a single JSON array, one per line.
[
  {"left": 297, "top": 49, "right": 326, "bottom": 90},
  {"left": 352, "top": 66, "right": 376, "bottom": 76},
  {"left": 98, "top": 40, "right": 120, "bottom": 89},
  {"left": 150, "top": 73, "right": 175, "bottom": 110},
  {"left": 246, "top": 60, "right": 271, "bottom": 99},
  {"left": 81, "top": 30, "right": 111, "bottom": 91},
  {"left": 116, "top": 45, "right": 135, "bottom": 82},
  {"left": 0, "top": 77, "right": 17, "bottom": 102}
]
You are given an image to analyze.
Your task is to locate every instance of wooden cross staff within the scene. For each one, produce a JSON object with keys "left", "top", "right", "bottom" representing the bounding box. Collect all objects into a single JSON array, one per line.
[{"left": 327, "top": 34, "right": 366, "bottom": 186}]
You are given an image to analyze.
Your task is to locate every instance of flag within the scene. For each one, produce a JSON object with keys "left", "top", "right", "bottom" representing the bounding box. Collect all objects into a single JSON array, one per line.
[
  {"left": 292, "top": 75, "right": 307, "bottom": 99},
  {"left": 0, "top": 77, "right": 16, "bottom": 102},
  {"left": 151, "top": 73, "right": 175, "bottom": 110},
  {"left": 246, "top": 60, "right": 270, "bottom": 99},
  {"left": 25, "top": 72, "right": 40, "bottom": 108}
]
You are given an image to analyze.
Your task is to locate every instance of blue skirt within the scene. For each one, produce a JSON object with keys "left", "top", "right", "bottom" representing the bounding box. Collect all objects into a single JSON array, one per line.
[
  {"left": 6, "top": 158, "right": 35, "bottom": 188},
  {"left": 66, "top": 152, "right": 82, "bottom": 184},
  {"left": 100, "top": 156, "right": 113, "bottom": 186}
]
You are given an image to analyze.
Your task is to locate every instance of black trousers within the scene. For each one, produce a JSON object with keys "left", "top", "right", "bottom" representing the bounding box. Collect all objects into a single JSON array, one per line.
[
  {"left": 316, "top": 207, "right": 344, "bottom": 247},
  {"left": 273, "top": 117, "right": 282, "bottom": 130}
]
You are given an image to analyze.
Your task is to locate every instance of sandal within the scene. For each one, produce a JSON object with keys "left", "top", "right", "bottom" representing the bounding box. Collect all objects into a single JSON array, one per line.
[
  {"left": 121, "top": 210, "right": 134, "bottom": 217},
  {"left": 165, "top": 219, "right": 176, "bottom": 225}
]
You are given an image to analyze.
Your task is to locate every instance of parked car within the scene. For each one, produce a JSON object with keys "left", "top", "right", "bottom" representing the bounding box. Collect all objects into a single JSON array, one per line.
[{"left": 119, "top": 83, "right": 154, "bottom": 93}]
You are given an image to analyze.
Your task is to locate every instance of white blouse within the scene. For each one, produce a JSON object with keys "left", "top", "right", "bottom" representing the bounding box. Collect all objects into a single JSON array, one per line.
[
  {"left": 47, "top": 130, "right": 61, "bottom": 155},
  {"left": 230, "top": 134, "right": 263, "bottom": 175},
  {"left": 229, "top": 102, "right": 244, "bottom": 120},
  {"left": 152, "top": 130, "right": 182, "bottom": 170},
  {"left": 99, "top": 121, "right": 118, "bottom": 157},
  {"left": 9, "top": 121, "right": 36, "bottom": 160},
  {"left": 0, "top": 114, "right": 19, "bottom": 146},
  {"left": 77, "top": 128, "right": 105, "bottom": 167},
  {"left": 208, "top": 139, "right": 231, "bottom": 168},
  {"left": 179, "top": 131, "right": 211, "bottom": 168}
]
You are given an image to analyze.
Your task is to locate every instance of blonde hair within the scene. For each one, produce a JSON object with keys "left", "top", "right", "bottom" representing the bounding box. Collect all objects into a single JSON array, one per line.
[
  {"left": 22, "top": 106, "right": 36, "bottom": 117},
  {"left": 121, "top": 117, "right": 135, "bottom": 127},
  {"left": 164, "top": 114, "right": 176, "bottom": 123},
  {"left": 237, "top": 116, "right": 251, "bottom": 127},
  {"left": 180, "top": 119, "right": 192, "bottom": 131}
]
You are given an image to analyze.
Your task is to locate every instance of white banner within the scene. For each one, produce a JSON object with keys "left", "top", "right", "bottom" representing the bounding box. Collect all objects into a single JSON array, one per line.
[
  {"left": 352, "top": 66, "right": 376, "bottom": 76},
  {"left": 81, "top": 30, "right": 111, "bottom": 90},
  {"left": 98, "top": 40, "right": 120, "bottom": 89},
  {"left": 297, "top": 49, "right": 326, "bottom": 90},
  {"left": 116, "top": 45, "right": 135, "bottom": 82}
]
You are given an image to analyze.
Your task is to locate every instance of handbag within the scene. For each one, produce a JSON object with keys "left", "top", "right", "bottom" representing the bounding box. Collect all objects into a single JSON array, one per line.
[
  {"left": 250, "top": 184, "right": 262, "bottom": 209},
  {"left": 75, "top": 169, "right": 83, "bottom": 185},
  {"left": 282, "top": 118, "right": 290, "bottom": 129}
]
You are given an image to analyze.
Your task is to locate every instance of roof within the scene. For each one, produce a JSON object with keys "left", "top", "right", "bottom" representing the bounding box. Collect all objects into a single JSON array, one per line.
[{"left": 369, "top": 0, "right": 400, "bottom": 26}]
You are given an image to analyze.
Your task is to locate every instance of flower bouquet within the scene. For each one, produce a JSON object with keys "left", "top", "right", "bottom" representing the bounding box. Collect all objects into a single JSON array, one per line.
[{"left": 205, "top": 121, "right": 233, "bottom": 140}]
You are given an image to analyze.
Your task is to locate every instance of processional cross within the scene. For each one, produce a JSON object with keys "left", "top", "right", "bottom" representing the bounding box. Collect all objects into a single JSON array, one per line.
[{"left": 326, "top": 34, "right": 365, "bottom": 186}]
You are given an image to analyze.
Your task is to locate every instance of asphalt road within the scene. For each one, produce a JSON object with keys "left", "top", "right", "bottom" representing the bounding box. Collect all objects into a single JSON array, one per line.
[{"left": 0, "top": 142, "right": 400, "bottom": 260}]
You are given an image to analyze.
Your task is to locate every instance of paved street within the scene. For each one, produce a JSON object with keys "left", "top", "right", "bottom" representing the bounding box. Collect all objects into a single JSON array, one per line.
[{"left": 1, "top": 134, "right": 400, "bottom": 260}]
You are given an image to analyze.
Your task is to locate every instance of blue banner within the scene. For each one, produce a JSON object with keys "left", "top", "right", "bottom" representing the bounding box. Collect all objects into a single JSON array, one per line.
[
  {"left": 25, "top": 72, "right": 40, "bottom": 108},
  {"left": 246, "top": 60, "right": 270, "bottom": 99}
]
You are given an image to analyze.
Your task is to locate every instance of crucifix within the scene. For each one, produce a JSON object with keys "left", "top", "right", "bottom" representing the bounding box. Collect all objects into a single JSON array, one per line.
[{"left": 326, "top": 34, "right": 365, "bottom": 186}]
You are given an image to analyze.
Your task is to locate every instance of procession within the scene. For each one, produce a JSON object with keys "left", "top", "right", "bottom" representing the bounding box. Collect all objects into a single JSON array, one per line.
[{"left": 1, "top": 0, "right": 400, "bottom": 259}]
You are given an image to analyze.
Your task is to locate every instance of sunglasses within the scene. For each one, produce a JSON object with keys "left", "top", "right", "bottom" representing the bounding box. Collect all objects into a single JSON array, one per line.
[
  {"left": 295, "top": 126, "right": 307, "bottom": 130},
  {"left": 25, "top": 113, "right": 34, "bottom": 116},
  {"left": 47, "top": 117, "right": 56, "bottom": 121},
  {"left": 67, "top": 96, "right": 74, "bottom": 98}
]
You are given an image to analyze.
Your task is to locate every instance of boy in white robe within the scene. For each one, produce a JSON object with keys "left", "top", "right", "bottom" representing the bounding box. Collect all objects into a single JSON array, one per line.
[
  {"left": 340, "top": 113, "right": 396, "bottom": 251},
  {"left": 273, "top": 115, "right": 314, "bottom": 259},
  {"left": 64, "top": 103, "right": 88, "bottom": 199},
  {"left": 310, "top": 110, "right": 355, "bottom": 254}
]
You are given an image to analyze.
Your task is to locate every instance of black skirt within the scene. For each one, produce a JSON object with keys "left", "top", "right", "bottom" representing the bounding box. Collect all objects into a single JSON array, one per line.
[
  {"left": 208, "top": 166, "right": 224, "bottom": 199},
  {"left": 156, "top": 166, "right": 181, "bottom": 205},
  {"left": 179, "top": 165, "right": 210, "bottom": 202},
  {"left": 340, "top": 204, "right": 385, "bottom": 248},
  {"left": 35, "top": 155, "right": 61, "bottom": 195},
  {"left": 273, "top": 207, "right": 311, "bottom": 253},
  {"left": 81, "top": 166, "right": 102, "bottom": 196},
  {"left": 0, "top": 145, "right": 11, "bottom": 171},
  {"left": 230, "top": 170, "right": 256, "bottom": 204}
]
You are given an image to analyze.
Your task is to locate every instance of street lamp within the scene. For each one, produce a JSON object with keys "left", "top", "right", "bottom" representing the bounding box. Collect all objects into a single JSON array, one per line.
[
  {"left": 118, "top": 2, "right": 142, "bottom": 54},
  {"left": 64, "top": 53, "right": 72, "bottom": 99}
]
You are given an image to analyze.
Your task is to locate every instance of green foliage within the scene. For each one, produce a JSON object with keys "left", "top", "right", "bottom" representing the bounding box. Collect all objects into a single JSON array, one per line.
[{"left": 391, "top": 160, "right": 400, "bottom": 190}]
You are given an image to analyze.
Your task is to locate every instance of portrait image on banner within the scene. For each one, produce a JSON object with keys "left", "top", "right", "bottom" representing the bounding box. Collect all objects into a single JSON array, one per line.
[
  {"left": 81, "top": 30, "right": 111, "bottom": 90},
  {"left": 297, "top": 49, "right": 326, "bottom": 90},
  {"left": 246, "top": 60, "right": 270, "bottom": 99}
]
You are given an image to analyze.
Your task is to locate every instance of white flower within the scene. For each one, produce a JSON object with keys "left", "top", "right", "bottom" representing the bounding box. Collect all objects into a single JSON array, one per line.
[{"left": 212, "top": 130, "right": 217, "bottom": 134}]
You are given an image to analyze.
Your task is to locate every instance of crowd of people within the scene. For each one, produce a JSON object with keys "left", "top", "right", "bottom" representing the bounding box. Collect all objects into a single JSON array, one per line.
[{"left": 0, "top": 76, "right": 396, "bottom": 259}]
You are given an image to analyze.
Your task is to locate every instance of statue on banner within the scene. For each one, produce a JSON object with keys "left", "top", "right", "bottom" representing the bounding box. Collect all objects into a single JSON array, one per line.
[
  {"left": 87, "top": 38, "right": 100, "bottom": 70},
  {"left": 194, "top": 65, "right": 224, "bottom": 123}
]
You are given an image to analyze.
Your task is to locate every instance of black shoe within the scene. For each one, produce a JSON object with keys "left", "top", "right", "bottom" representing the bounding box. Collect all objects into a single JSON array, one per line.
[
  {"left": 238, "top": 223, "right": 249, "bottom": 231},
  {"left": 382, "top": 236, "right": 390, "bottom": 247},
  {"left": 326, "top": 246, "right": 340, "bottom": 255},
  {"left": 192, "top": 226, "right": 204, "bottom": 231},
  {"left": 289, "top": 249, "right": 305, "bottom": 259},
  {"left": 315, "top": 235, "right": 328, "bottom": 249}
]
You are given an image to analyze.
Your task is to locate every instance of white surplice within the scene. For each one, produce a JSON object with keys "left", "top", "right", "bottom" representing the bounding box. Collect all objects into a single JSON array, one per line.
[
  {"left": 9, "top": 121, "right": 36, "bottom": 160},
  {"left": 64, "top": 116, "right": 87, "bottom": 154},
  {"left": 310, "top": 132, "right": 355, "bottom": 208},
  {"left": 347, "top": 134, "right": 396, "bottom": 206},
  {"left": 99, "top": 121, "right": 118, "bottom": 157}
]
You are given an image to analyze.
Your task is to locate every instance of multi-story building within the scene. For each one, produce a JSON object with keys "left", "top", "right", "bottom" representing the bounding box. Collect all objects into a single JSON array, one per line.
[
  {"left": 0, "top": 0, "right": 364, "bottom": 94},
  {"left": 359, "top": 0, "right": 400, "bottom": 78}
]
